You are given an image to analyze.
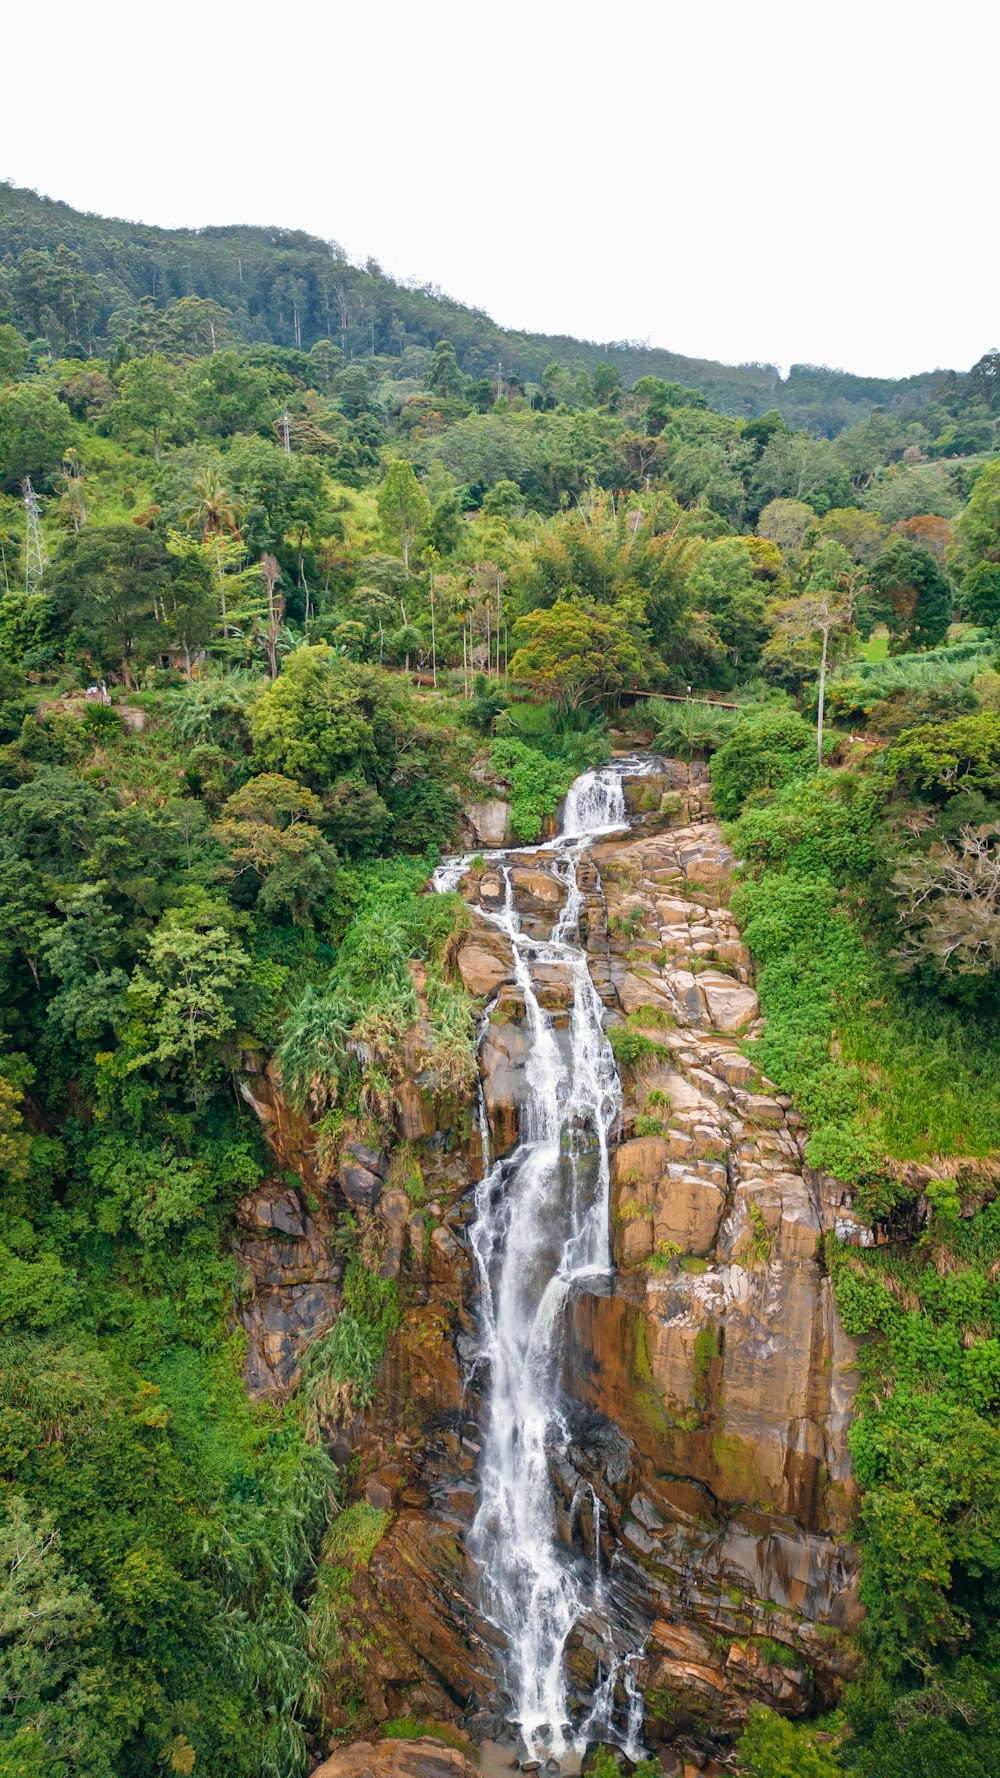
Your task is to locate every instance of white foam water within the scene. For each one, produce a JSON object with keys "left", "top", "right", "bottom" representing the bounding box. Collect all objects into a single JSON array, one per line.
[{"left": 433, "top": 763, "right": 648, "bottom": 1761}]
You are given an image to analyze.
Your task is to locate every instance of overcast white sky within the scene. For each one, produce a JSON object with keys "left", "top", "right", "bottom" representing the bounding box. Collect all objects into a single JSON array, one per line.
[{"left": 3, "top": 0, "right": 996, "bottom": 379}]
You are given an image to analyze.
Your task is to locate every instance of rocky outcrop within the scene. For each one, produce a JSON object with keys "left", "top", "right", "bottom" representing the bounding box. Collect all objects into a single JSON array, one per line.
[
  {"left": 233, "top": 1178, "right": 341, "bottom": 1397},
  {"left": 313, "top": 1740, "right": 479, "bottom": 1778},
  {"left": 463, "top": 799, "right": 511, "bottom": 848},
  {"left": 233, "top": 758, "right": 864, "bottom": 1762},
  {"left": 549, "top": 809, "right": 864, "bottom": 1737}
]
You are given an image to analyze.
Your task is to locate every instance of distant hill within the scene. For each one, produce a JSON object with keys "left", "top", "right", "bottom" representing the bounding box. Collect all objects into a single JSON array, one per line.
[{"left": 0, "top": 182, "right": 963, "bottom": 434}]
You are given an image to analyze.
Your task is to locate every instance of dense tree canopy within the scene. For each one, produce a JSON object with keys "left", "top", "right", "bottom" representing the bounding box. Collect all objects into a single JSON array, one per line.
[{"left": 1, "top": 177, "right": 1000, "bottom": 1778}]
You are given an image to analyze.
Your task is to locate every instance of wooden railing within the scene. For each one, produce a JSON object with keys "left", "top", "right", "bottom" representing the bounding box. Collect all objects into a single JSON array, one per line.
[{"left": 620, "top": 689, "right": 740, "bottom": 708}]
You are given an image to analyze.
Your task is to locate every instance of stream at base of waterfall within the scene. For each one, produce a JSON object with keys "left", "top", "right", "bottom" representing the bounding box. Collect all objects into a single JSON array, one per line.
[{"left": 433, "top": 762, "right": 655, "bottom": 1766}]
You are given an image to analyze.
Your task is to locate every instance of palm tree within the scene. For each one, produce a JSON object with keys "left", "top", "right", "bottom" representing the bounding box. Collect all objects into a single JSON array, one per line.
[
  {"left": 452, "top": 583, "right": 474, "bottom": 698},
  {"left": 180, "top": 469, "right": 244, "bottom": 543},
  {"left": 181, "top": 470, "right": 245, "bottom": 637}
]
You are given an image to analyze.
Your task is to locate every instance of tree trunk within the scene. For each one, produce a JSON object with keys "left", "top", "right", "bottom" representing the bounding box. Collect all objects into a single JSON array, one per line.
[
  {"left": 817, "top": 622, "right": 829, "bottom": 767},
  {"left": 217, "top": 541, "right": 228, "bottom": 640},
  {"left": 430, "top": 571, "right": 437, "bottom": 687}
]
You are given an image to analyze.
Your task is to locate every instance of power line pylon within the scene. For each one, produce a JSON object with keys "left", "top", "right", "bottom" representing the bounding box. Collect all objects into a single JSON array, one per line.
[{"left": 22, "top": 479, "right": 46, "bottom": 595}]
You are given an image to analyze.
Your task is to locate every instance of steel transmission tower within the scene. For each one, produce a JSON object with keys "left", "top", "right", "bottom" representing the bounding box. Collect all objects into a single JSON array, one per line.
[{"left": 22, "top": 479, "right": 47, "bottom": 595}]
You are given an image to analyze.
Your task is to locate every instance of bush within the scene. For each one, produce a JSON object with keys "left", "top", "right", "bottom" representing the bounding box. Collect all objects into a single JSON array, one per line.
[
  {"left": 730, "top": 869, "right": 871, "bottom": 1159},
  {"left": 816, "top": 639, "right": 992, "bottom": 727},
  {"left": 737, "top": 1706, "right": 841, "bottom": 1776},
  {"left": 725, "top": 770, "right": 884, "bottom": 881},
  {"left": 647, "top": 696, "right": 738, "bottom": 759},
  {"left": 488, "top": 736, "right": 576, "bottom": 841},
  {"left": 465, "top": 673, "right": 509, "bottom": 735},
  {"left": 711, "top": 705, "right": 820, "bottom": 819},
  {"left": 299, "top": 1260, "right": 400, "bottom": 1427},
  {"left": 607, "top": 1020, "right": 668, "bottom": 1067},
  {"left": 886, "top": 712, "right": 1000, "bottom": 800}
]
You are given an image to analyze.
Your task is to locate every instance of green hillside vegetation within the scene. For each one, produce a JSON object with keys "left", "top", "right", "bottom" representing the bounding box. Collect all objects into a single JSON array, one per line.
[
  {"left": 4, "top": 181, "right": 1000, "bottom": 437},
  {"left": 1, "top": 193, "right": 1000, "bottom": 1777}
]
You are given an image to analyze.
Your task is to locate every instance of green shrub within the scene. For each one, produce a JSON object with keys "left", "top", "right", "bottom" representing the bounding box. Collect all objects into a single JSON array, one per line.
[
  {"left": 299, "top": 1261, "right": 400, "bottom": 1426},
  {"left": 379, "top": 1718, "right": 471, "bottom": 1753},
  {"left": 885, "top": 712, "right": 1000, "bottom": 800},
  {"left": 725, "top": 770, "right": 884, "bottom": 881},
  {"left": 609, "top": 903, "right": 645, "bottom": 942},
  {"left": 737, "top": 1706, "right": 840, "bottom": 1776},
  {"left": 647, "top": 696, "right": 739, "bottom": 759},
  {"left": 325, "top": 1500, "right": 391, "bottom": 1568},
  {"left": 823, "top": 1197, "right": 1000, "bottom": 1773},
  {"left": 488, "top": 736, "right": 576, "bottom": 841},
  {"left": 633, "top": 1113, "right": 667, "bottom": 1137},
  {"left": 711, "top": 705, "right": 821, "bottom": 819},
  {"left": 607, "top": 1022, "right": 668, "bottom": 1067},
  {"left": 0, "top": 1245, "right": 78, "bottom": 1329},
  {"left": 818, "top": 648, "right": 990, "bottom": 726}
]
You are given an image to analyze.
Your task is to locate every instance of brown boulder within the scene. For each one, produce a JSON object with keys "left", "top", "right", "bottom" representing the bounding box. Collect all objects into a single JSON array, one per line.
[
  {"left": 699, "top": 974, "right": 759, "bottom": 1033},
  {"left": 464, "top": 799, "right": 510, "bottom": 847},
  {"left": 340, "top": 1163, "right": 382, "bottom": 1210},
  {"left": 478, "top": 1017, "right": 531, "bottom": 1155},
  {"left": 654, "top": 1168, "right": 727, "bottom": 1255},
  {"left": 312, "top": 1738, "right": 478, "bottom": 1778},
  {"left": 234, "top": 1183, "right": 305, "bottom": 1237},
  {"left": 510, "top": 866, "right": 562, "bottom": 907},
  {"left": 456, "top": 942, "right": 509, "bottom": 998}
]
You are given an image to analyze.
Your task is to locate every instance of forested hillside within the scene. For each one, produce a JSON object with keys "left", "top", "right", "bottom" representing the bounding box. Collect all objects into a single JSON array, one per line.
[
  {"left": 2, "top": 212, "right": 1000, "bottom": 1778},
  {"left": 4, "top": 181, "right": 999, "bottom": 436}
]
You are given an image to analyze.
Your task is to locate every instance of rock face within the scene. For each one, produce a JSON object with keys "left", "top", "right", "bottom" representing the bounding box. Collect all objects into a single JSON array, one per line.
[
  {"left": 463, "top": 799, "right": 511, "bottom": 848},
  {"left": 551, "top": 804, "right": 863, "bottom": 1736},
  {"left": 232, "top": 1175, "right": 341, "bottom": 1398},
  {"left": 234, "top": 758, "right": 865, "bottom": 1761},
  {"left": 312, "top": 1740, "right": 479, "bottom": 1778}
]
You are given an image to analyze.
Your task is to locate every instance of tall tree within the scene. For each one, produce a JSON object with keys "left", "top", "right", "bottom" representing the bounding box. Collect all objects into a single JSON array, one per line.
[
  {"left": 870, "top": 536, "right": 953, "bottom": 650},
  {"left": 180, "top": 469, "right": 244, "bottom": 544},
  {"left": 952, "top": 458, "right": 1000, "bottom": 577},
  {"left": 180, "top": 471, "right": 245, "bottom": 638},
  {"left": 125, "top": 913, "right": 249, "bottom": 1104},
  {"left": 510, "top": 598, "right": 642, "bottom": 710},
  {"left": 686, "top": 537, "right": 768, "bottom": 669},
  {"left": 377, "top": 459, "right": 429, "bottom": 569},
  {"left": 426, "top": 339, "right": 465, "bottom": 400},
  {"left": 0, "top": 385, "right": 74, "bottom": 491},
  {"left": 260, "top": 551, "right": 284, "bottom": 680},
  {"left": 111, "top": 353, "right": 179, "bottom": 465},
  {"left": 50, "top": 525, "right": 171, "bottom": 686}
]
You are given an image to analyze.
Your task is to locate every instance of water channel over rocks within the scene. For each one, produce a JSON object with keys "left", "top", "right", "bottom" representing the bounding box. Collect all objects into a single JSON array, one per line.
[{"left": 434, "top": 762, "right": 655, "bottom": 1765}]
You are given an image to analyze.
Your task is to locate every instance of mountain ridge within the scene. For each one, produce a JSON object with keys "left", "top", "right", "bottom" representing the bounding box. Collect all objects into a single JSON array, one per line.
[{"left": 0, "top": 181, "right": 961, "bottom": 434}]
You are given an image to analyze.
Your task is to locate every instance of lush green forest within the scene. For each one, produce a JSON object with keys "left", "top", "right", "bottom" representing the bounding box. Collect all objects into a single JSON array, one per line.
[
  {"left": 5, "top": 181, "right": 1000, "bottom": 437},
  {"left": 2, "top": 189, "right": 1000, "bottom": 1778}
]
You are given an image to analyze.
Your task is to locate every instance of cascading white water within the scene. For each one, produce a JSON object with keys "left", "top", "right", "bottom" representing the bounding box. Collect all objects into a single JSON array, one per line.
[
  {"left": 559, "top": 765, "right": 626, "bottom": 842},
  {"left": 433, "top": 764, "right": 645, "bottom": 1762}
]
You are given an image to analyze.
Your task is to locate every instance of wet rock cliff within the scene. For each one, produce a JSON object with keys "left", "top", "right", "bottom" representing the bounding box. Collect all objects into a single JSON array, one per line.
[{"left": 234, "top": 759, "right": 864, "bottom": 1768}]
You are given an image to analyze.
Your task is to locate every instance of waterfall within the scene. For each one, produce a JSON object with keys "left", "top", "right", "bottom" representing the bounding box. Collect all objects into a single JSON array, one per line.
[
  {"left": 560, "top": 766, "right": 627, "bottom": 841},
  {"left": 433, "top": 763, "right": 646, "bottom": 1763}
]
